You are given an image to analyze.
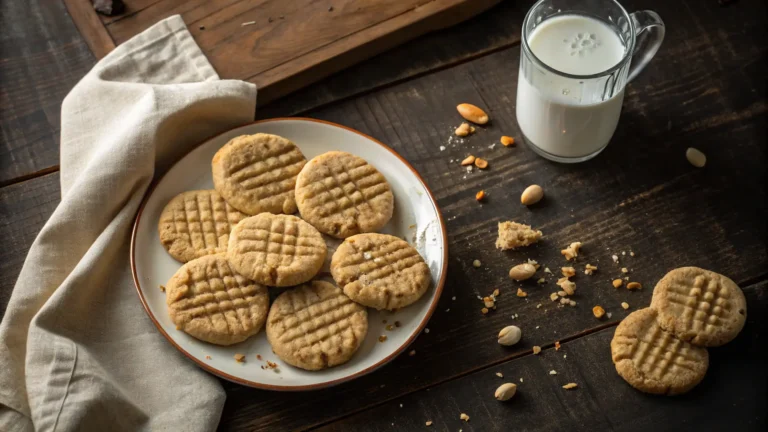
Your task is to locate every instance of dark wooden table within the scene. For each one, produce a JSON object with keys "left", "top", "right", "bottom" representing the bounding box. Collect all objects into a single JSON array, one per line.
[{"left": 1, "top": 1, "right": 766, "bottom": 431}]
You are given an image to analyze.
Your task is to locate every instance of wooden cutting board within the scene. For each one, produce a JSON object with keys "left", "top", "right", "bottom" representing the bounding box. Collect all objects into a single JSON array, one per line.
[{"left": 64, "top": 0, "right": 501, "bottom": 104}]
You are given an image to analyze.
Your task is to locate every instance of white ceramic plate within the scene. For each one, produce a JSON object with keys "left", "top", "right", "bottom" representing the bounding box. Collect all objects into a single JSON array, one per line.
[{"left": 131, "top": 118, "right": 447, "bottom": 390}]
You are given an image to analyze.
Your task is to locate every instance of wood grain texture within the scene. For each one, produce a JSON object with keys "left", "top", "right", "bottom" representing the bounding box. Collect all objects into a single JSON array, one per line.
[
  {"left": 0, "top": 0, "right": 96, "bottom": 185},
  {"left": 62, "top": 0, "right": 116, "bottom": 58},
  {"left": 218, "top": 2, "right": 767, "bottom": 430},
  {"left": 315, "top": 281, "right": 767, "bottom": 432},
  {"left": 0, "top": 173, "right": 60, "bottom": 318},
  {"left": 71, "top": 0, "right": 501, "bottom": 104}
]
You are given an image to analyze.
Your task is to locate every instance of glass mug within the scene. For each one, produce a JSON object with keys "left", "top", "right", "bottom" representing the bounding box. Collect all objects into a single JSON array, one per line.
[{"left": 516, "top": 0, "right": 665, "bottom": 162}]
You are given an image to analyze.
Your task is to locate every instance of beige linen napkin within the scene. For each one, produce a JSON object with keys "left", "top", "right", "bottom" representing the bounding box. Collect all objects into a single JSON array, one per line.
[{"left": 0, "top": 16, "right": 256, "bottom": 431}]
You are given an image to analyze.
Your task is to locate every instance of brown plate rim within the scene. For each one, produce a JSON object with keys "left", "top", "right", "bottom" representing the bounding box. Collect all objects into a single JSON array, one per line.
[{"left": 130, "top": 117, "right": 448, "bottom": 391}]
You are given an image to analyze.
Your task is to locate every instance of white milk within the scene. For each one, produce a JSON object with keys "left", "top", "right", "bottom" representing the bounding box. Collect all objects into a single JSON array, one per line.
[{"left": 516, "top": 15, "right": 628, "bottom": 158}]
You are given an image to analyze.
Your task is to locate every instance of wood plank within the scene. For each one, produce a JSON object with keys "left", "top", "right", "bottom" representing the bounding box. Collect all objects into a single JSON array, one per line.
[
  {"left": 0, "top": 0, "right": 96, "bottom": 185},
  {"left": 218, "top": 2, "right": 767, "bottom": 430},
  {"left": 258, "top": 0, "right": 529, "bottom": 117},
  {"left": 315, "top": 280, "right": 768, "bottom": 432},
  {"left": 62, "top": 0, "right": 117, "bottom": 58},
  {"left": 0, "top": 173, "right": 60, "bottom": 318},
  {"left": 72, "top": 0, "right": 501, "bottom": 104}
]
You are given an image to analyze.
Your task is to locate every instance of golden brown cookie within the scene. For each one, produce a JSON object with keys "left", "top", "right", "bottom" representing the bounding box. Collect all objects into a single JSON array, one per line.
[
  {"left": 266, "top": 280, "right": 368, "bottom": 370},
  {"left": 611, "top": 308, "right": 709, "bottom": 395},
  {"left": 165, "top": 254, "right": 269, "bottom": 345},
  {"left": 227, "top": 213, "right": 326, "bottom": 287},
  {"left": 158, "top": 190, "right": 247, "bottom": 263},
  {"left": 650, "top": 267, "right": 747, "bottom": 347},
  {"left": 212, "top": 133, "right": 306, "bottom": 215},
  {"left": 295, "top": 151, "right": 394, "bottom": 238},
  {"left": 331, "top": 233, "right": 431, "bottom": 310}
]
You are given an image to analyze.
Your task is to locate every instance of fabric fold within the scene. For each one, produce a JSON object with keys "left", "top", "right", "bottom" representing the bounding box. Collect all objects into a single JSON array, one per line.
[{"left": 0, "top": 15, "right": 256, "bottom": 431}]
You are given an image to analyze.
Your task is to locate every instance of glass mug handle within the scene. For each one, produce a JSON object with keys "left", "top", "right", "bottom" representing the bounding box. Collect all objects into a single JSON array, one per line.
[{"left": 627, "top": 10, "right": 665, "bottom": 82}]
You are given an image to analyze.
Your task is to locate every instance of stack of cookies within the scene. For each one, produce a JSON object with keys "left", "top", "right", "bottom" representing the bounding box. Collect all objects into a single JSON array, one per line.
[
  {"left": 610, "top": 267, "right": 747, "bottom": 395},
  {"left": 157, "top": 133, "right": 432, "bottom": 371}
]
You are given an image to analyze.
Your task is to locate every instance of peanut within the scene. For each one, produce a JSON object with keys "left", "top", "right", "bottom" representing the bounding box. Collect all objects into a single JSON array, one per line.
[
  {"left": 455, "top": 122, "right": 472, "bottom": 137},
  {"left": 500, "top": 136, "right": 515, "bottom": 146},
  {"left": 498, "top": 325, "right": 522, "bottom": 346},
  {"left": 612, "top": 279, "right": 623, "bottom": 288},
  {"left": 520, "top": 184, "right": 544, "bottom": 205},
  {"left": 475, "top": 190, "right": 486, "bottom": 201},
  {"left": 461, "top": 155, "right": 476, "bottom": 166},
  {"left": 457, "top": 103, "right": 489, "bottom": 124},
  {"left": 495, "top": 383, "right": 518, "bottom": 401},
  {"left": 474, "top": 158, "right": 489, "bottom": 169},
  {"left": 686, "top": 147, "right": 706, "bottom": 168},
  {"left": 592, "top": 305, "right": 606, "bottom": 319},
  {"left": 626, "top": 282, "right": 642, "bottom": 290},
  {"left": 509, "top": 263, "right": 537, "bottom": 281}
]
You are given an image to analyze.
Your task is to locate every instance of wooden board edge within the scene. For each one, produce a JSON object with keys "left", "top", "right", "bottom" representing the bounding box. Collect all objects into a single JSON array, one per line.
[
  {"left": 62, "top": 0, "right": 116, "bottom": 59},
  {"left": 251, "top": 0, "right": 503, "bottom": 105}
]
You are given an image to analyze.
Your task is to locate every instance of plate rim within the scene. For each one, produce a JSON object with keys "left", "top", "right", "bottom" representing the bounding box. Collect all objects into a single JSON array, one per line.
[{"left": 130, "top": 117, "right": 448, "bottom": 391}]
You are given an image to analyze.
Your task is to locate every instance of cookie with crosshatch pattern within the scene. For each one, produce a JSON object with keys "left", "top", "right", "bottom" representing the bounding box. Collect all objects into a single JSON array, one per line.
[
  {"left": 331, "top": 233, "right": 431, "bottom": 310},
  {"left": 295, "top": 151, "right": 394, "bottom": 238},
  {"left": 165, "top": 254, "right": 269, "bottom": 345},
  {"left": 611, "top": 308, "right": 709, "bottom": 395},
  {"left": 266, "top": 280, "right": 368, "bottom": 370},
  {"left": 650, "top": 267, "right": 746, "bottom": 347},
  {"left": 158, "top": 190, "right": 247, "bottom": 263},
  {"left": 212, "top": 133, "right": 307, "bottom": 215},
  {"left": 227, "top": 213, "right": 327, "bottom": 287}
]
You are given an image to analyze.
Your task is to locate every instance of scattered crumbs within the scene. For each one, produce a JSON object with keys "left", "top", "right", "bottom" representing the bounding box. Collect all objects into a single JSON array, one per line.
[
  {"left": 606, "top": 312, "right": 613, "bottom": 319},
  {"left": 621, "top": 267, "right": 629, "bottom": 273},
  {"left": 564, "top": 354, "right": 567, "bottom": 359},
  {"left": 554, "top": 341, "right": 561, "bottom": 351},
  {"left": 424, "top": 328, "right": 430, "bottom": 334},
  {"left": 549, "top": 370, "right": 557, "bottom": 375},
  {"left": 241, "top": 21, "right": 256, "bottom": 26},
  {"left": 256, "top": 354, "right": 262, "bottom": 360},
  {"left": 533, "top": 346, "right": 542, "bottom": 355},
  {"left": 460, "top": 413, "right": 470, "bottom": 422},
  {"left": 622, "top": 251, "right": 626, "bottom": 256},
  {"left": 446, "top": 308, "right": 450, "bottom": 312},
  {"left": 386, "top": 325, "right": 394, "bottom": 331},
  {"left": 488, "top": 143, "right": 496, "bottom": 149},
  {"left": 439, "top": 146, "right": 446, "bottom": 151},
  {"left": 477, "top": 295, "right": 483, "bottom": 301},
  {"left": 515, "top": 314, "right": 519, "bottom": 318},
  {"left": 205, "top": 355, "right": 212, "bottom": 360},
  {"left": 426, "top": 421, "right": 433, "bottom": 427},
  {"left": 400, "top": 403, "right": 403, "bottom": 408},
  {"left": 630, "top": 251, "right": 635, "bottom": 257},
  {"left": 569, "top": 300, "right": 576, "bottom": 306},
  {"left": 395, "top": 321, "right": 401, "bottom": 328},
  {"left": 544, "top": 267, "right": 552, "bottom": 274},
  {"left": 452, "top": 296, "right": 456, "bottom": 301},
  {"left": 466, "top": 165, "right": 473, "bottom": 173},
  {"left": 234, "top": 353, "right": 246, "bottom": 363},
  {"left": 563, "top": 383, "right": 578, "bottom": 390},
  {"left": 473, "top": 259, "right": 482, "bottom": 268},
  {"left": 409, "top": 350, "right": 416, "bottom": 356},
  {"left": 496, "top": 372, "right": 504, "bottom": 378},
  {"left": 621, "top": 302, "right": 630, "bottom": 310},
  {"left": 536, "top": 303, "right": 542, "bottom": 309},
  {"left": 520, "top": 378, "right": 524, "bottom": 383},
  {"left": 612, "top": 254, "right": 619, "bottom": 263},
  {"left": 550, "top": 292, "right": 559, "bottom": 301},
  {"left": 159, "top": 285, "right": 165, "bottom": 292},
  {"left": 537, "top": 277, "right": 546, "bottom": 284},
  {"left": 517, "top": 288, "right": 528, "bottom": 297},
  {"left": 493, "top": 289, "right": 501, "bottom": 297},
  {"left": 379, "top": 335, "right": 388, "bottom": 342},
  {"left": 536, "top": 325, "right": 540, "bottom": 329}
]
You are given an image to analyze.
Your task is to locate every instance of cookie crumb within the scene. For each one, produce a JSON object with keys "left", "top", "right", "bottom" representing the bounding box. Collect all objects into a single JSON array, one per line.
[
  {"left": 493, "top": 289, "right": 500, "bottom": 297},
  {"left": 621, "top": 267, "right": 629, "bottom": 273},
  {"left": 256, "top": 354, "right": 262, "bottom": 360},
  {"left": 409, "top": 350, "right": 416, "bottom": 356},
  {"left": 425, "top": 421, "right": 433, "bottom": 427},
  {"left": 612, "top": 254, "right": 619, "bottom": 263},
  {"left": 533, "top": 346, "right": 541, "bottom": 355},
  {"left": 205, "top": 355, "right": 212, "bottom": 360},
  {"left": 544, "top": 267, "right": 552, "bottom": 274},
  {"left": 563, "top": 383, "right": 578, "bottom": 389},
  {"left": 379, "top": 335, "right": 388, "bottom": 342},
  {"left": 537, "top": 277, "right": 546, "bottom": 284},
  {"left": 550, "top": 292, "right": 559, "bottom": 301},
  {"left": 537, "top": 303, "right": 543, "bottom": 308},
  {"left": 561, "top": 242, "right": 582, "bottom": 261},
  {"left": 395, "top": 321, "right": 401, "bottom": 328},
  {"left": 473, "top": 259, "right": 482, "bottom": 268},
  {"left": 612, "top": 279, "right": 623, "bottom": 288},
  {"left": 621, "top": 302, "right": 630, "bottom": 310},
  {"left": 386, "top": 325, "right": 394, "bottom": 331},
  {"left": 549, "top": 370, "right": 557, "bottom": 375},
  {"left": 424, "top": 328, "right": 430, "bottom": 334},
  {"left": 630, "top": 251, "right": 635, "bottom": 257},
  {"left": 496, "top": 372, "right": 504, "bottom": 378},
  {"left": 584, "top": 264, "right": 598, "bottom": 275},
  {"left": 592, "top": 305, "right": 606, "bottom": 319},
  {"left": 561, "top": 267, "right": 576, "bottom": 277},
  {"left": 554, "top": 341, "right": 561, "bottom": 351},
  {"left": 234, "top": 354, "right": 246, "bottom": 363},
  {"left": 516, "top": 288, "right": 528, "bottom": 297},
  {"left": 496, "top": 221, "right": 543, "bottom": 250},
  {"left": 460, "top": 413, "right": 470, "bottom": 422},
  {"left": 481, "top": 307, "right": 489, "bottom": 314},
  {"left": 159, "top": 285, "right": 165, "bottom": 292},
  {"left": 626, "top": 282, "right": 642, "bottom": 290}
]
